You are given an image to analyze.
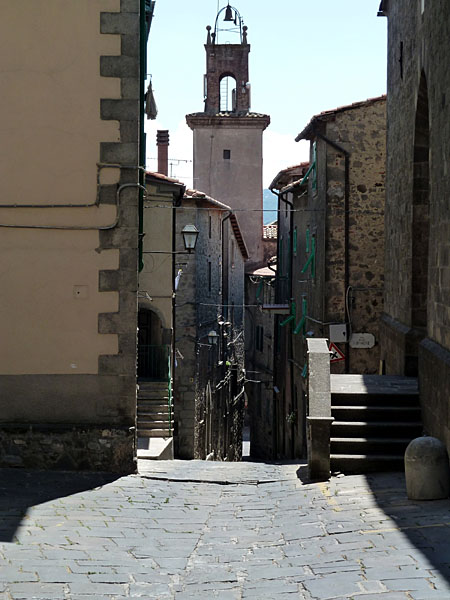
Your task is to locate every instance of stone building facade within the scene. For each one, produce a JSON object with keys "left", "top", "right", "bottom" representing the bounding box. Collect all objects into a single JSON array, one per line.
[
  {"left": 0, "top": 0, "right": 146, "bottom": 471},
  {"left": 269, "top": 96, "right": 386, "bottom": 459},
  {"left": 245, "top": 267, "right": 277, "bottom": 461},
  {"left": 295, "top": 97, "right": 387, "bottom": 375},
  {"left": 174, "top": 191, "right": 247, "bottom": 460},
  {"left": 378, "top": 0, "right": 450, "bottom": 450}
]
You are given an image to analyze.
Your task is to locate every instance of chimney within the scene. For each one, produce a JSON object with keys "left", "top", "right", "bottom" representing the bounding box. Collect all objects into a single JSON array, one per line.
[{"left": 156, "top": 130, "right": 169, "bottom": 176}]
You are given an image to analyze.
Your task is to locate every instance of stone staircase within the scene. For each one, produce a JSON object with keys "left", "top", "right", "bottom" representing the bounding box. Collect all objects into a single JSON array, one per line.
[
  {"left": 330, "top": 375, "right": 422, "bottom": 474},
  {"left": 137, "top": 381, "right": 173, "bottom": 439}
]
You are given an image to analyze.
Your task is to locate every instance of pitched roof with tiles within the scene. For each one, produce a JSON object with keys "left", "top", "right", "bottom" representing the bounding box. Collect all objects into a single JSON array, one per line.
[
  {"left": 269, "top": 162, "right": 310, "bottom": 191},
  {"left": 295, "top": 95, "right": 387, "bottom": 141}
]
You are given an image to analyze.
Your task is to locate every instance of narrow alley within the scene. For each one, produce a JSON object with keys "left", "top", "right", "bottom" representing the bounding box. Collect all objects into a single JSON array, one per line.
[{"left": 1, "top": 461, "right": 450, "bottom": 599}]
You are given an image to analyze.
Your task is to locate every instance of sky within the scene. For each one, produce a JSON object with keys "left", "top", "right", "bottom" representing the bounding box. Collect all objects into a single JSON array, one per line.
[{"left": 145, "top": 0, "right": 387, "bottom": 189}]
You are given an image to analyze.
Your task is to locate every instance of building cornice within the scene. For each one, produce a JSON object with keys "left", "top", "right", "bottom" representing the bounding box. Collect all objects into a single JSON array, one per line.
[{"left": 186, "top": 112, "right": 270, "bottom": 131}]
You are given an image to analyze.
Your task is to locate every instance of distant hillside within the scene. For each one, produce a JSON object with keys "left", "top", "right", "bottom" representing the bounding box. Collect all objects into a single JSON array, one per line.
[{"left": 263, "top": 189, "right": 277, "bottom": 224}]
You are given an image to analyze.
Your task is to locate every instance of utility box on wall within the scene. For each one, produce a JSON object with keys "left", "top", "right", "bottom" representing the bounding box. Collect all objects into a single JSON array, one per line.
[{"left": 329, "top": 324, "right": 348, "bottom": 343}]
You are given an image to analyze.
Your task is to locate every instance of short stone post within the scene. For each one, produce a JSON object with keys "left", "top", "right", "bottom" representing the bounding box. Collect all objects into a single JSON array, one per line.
[
  {"left": 306, "top": 338, "right": 333, "bottom": 480},
  {"left": 405, "top": 436, "right": 450, "bottom": 500}
]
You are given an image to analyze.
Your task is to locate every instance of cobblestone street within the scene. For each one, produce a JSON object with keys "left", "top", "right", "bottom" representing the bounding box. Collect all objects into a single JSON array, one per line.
[{"left": 1, "top": 460, "right": 450, "bottom": 599}]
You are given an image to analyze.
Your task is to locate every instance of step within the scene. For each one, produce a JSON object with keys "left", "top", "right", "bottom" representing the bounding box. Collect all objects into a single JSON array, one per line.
[
  {"left": 330, "top": 374, "right": 418, "bottom": 395},
  {"left": 138, "top": 391, "right": 169, "bottom": 400},
  {"left": 137, "top": 407, "right": 172, "bottom": 419},
  {"left": 138, "top": 381, "right": 168, "bottom": 389},
  {"left": 331, "top": 405, "right": 421, "bottom": 421},
  {"left": 137, "top": 400, "right": 170, "bottom": 408},
  {"left": 331, "top": 453, "right": 405, "bottom": 474},
  {"left": 137, "top": 401, "right": 169, "bottom": 410},
  {"left": 138, "top": 425, "right": 173, "bottom": 434},
  {"left": 331, "top": 393, "right": 419, "bottom": 407},
  {"left": 138, "top": 428, "right": 172, "bottom": 438},
  {"left": 331, "top": 420, "right": 422, "bottom": 437},
  {"left": 330, "top": 437, "right": 412, "bottom": 454},
  {"left": 137, "top": 415, "right": 173, "bottom": 424}
]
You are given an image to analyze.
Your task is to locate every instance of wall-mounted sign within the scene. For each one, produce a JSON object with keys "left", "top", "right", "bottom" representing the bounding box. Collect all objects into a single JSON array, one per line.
[
  {"left": 350, "top": 333, "right": 375, "bottom": 349},
  {"left": 329, "top": 342, "right": 345, "bottom": 363}
]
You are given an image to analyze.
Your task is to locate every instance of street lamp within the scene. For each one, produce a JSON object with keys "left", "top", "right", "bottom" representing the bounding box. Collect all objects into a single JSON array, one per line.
[
  {"left": 207, "top": 330, "right": 219, "bottom": 345},
  {"left": 181, "top": 224, "right": 199, "bottom": 253}
]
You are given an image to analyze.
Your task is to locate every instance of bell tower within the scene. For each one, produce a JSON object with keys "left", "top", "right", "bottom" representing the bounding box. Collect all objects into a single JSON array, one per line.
[{"left": 186, "top": 4, "right": 270, "bottom": 270}]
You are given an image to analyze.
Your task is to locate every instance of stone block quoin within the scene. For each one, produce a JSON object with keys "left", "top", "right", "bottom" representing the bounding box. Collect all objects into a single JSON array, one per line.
[{"left": 98, "top": 2, "right": 140, "bottom": 379}]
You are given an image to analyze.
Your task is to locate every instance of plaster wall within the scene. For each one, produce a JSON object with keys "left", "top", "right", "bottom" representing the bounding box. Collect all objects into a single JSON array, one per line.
[
  {"left": 0, "top": 0, "right": 141, "bottom": 470},
  {"left": 141, "top": 184, "right": 174, "bottom": 330},
  {"left": 190, "top": 123, "right": 265, "bottom": 269}
]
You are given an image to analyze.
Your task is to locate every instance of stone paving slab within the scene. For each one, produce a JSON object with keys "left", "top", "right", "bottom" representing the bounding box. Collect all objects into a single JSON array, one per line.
[{"left": 0, "top": 461, "right": 450, "bottom": 598}]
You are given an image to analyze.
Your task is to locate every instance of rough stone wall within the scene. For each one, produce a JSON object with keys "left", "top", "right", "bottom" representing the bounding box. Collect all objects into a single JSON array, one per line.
[
  {"left": 283, "top": 100, "right": 386, "bottom": 459},
  {"left": 272, "top": 194, "right": 302, "bottom": 458},
  {"left": 245, "top": 275, "right": 275, "bottom": 460},
  {"left": 381, "top": 0, "right": 450, "bottom": 451},
  {"left": 205, "top": 43, "right": 250, "bottom": 114},
  {"left": 173, "top": 201, "right": 199, "bottom": 459},
  {"left": 0, "top": 426, "right": 135, "bottom": 472},
  {"left": 324, "top": 99, "right": 386, "bottom": 374}
]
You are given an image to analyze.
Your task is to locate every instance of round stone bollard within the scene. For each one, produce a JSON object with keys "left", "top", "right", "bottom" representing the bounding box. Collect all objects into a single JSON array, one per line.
[{"left": 405, "top": 436, "right": 450, "bottom": 500}]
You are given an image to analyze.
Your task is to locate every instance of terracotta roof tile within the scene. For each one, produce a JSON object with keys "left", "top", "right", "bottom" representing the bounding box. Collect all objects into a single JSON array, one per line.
[{"left": 295, "top": 95, "right": 387, "bottom": 141}]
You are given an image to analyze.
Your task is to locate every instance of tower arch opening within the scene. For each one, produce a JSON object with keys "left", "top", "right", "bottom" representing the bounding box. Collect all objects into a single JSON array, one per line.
[{"left": 219, "top": 74, "right": 237, "bottom": 112}]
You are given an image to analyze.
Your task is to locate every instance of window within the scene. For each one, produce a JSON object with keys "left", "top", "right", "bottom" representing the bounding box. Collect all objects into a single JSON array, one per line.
[
  {"left": 208, "top": 261, "right": 212, "bottom": 293},
  {"left": 256, "top": 325, "right": 264, "bottom": 352},
  {"left": 223, "top": 149, "right": 231, "bottom": 160},
  {"left": 209, "top": 215, "right": 212, "bottom": 238}
]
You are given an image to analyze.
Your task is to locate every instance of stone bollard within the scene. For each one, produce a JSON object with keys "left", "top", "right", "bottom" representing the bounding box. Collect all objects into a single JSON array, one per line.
[{"left": 405, "top": 436, "right": 450, "bottom": 500}]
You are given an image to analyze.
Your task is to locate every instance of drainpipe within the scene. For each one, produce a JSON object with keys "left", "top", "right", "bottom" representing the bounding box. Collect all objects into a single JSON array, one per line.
[
  {"left": 171, "top": 183, "right": 185, "bottom": 449},
  {"left": 316, "top": 132, "right": 350, "bottom": 373},
  {"left": 221, "top": 211, "right": 233, "bottom": 322},
  {"left": 139, "top": 0, "right": 147, "bottom": 273}
]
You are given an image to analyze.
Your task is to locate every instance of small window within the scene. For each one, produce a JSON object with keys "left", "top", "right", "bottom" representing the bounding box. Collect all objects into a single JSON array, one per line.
[
  {"left": 223, "top": 149, "right": 231, "bottom": 160},
  {"left": 209, "top": 215, "right": 212, "bottom": 239},
  {"left": 256, "top": 325, "right": 264, "bottom": 352},
  {"left": 208, "top": 261, "right": 212, "bottom": 293}
]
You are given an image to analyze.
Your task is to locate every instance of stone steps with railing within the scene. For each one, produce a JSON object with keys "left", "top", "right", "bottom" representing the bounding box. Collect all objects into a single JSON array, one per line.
[
  {"left": 137, "top": 382, "right": 173, "bottom": 438},
  {"left": 305, "top": 339, "right": 422, "bottom": 479}
]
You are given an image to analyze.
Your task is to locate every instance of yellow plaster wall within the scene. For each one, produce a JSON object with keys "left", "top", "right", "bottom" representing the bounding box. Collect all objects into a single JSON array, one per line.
[
  {"left": 140, "top": 185, "right": 173, "bottom": 329},
  {"left": 0, "top": 0, "right": 122, "bottom": 374}
]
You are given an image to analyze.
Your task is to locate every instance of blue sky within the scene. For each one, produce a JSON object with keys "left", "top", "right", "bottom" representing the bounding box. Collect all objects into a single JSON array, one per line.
[{"left": 145, "top": 0, "right": 387, "bottom": 188}]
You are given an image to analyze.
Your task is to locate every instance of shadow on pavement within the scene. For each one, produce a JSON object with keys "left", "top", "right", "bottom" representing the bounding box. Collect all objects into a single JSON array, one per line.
[
  {"left": 0, "top": 468, "right": 120, "bottom": 542},
  {"left": 365, "top": 471, "right": 450, "bottom": 586}
]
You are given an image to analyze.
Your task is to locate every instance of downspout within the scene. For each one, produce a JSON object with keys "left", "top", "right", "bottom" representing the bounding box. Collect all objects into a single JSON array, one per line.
[
  {"left": 139, "top": 0, "right": 147, "bottom": 272},
  {"left": 316, "top": 132, "right": 350, "bottom": 373},
  {"left": 221, "top": 210, "right": 232, "bottom": 323},
  {"left": 172, "top": 185, "right": 185, "bottom": 447}
]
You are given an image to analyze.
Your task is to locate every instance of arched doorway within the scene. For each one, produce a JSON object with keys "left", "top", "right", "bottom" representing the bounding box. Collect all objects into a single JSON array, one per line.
[{"left": 137, "top": 308, "right": 169, "bottom": 381}]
